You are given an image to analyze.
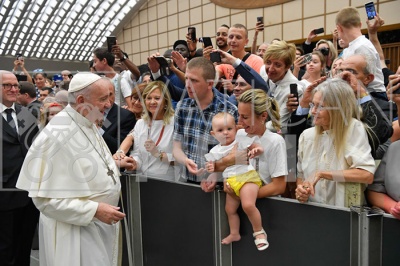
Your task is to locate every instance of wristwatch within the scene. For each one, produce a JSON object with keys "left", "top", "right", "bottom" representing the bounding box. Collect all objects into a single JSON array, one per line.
[{"left": 120, "top": 54, "right": 127, "bottom": 62}]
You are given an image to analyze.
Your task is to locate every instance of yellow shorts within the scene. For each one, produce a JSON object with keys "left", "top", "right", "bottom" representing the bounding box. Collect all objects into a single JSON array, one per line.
[{"left": 227, "top": 170, "right": 263, "bottom": 197}]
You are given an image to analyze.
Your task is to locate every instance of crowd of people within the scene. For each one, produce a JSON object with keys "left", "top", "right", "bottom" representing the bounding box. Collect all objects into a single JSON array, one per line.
[{"left": 1, "top": 5, "right": 400, "bottom": 265}]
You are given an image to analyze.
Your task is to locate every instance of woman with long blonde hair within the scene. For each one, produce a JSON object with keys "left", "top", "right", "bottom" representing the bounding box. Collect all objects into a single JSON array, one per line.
[
  {"left": 295, "top": 78, "right": 375, "bottom": 207},
  {"left": 115, "top": 81, "right": 176, "bottom": 180}
]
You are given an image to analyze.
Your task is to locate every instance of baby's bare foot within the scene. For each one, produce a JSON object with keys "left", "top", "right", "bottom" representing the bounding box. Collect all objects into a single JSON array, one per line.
[{"left": 221, "top": 234, "right": 241, "bottom": 244}]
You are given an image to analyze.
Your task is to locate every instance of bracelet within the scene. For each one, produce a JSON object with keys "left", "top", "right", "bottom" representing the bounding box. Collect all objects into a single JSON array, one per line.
[{"left": 116, "top": 149, "right": 124, "bottom": 154}]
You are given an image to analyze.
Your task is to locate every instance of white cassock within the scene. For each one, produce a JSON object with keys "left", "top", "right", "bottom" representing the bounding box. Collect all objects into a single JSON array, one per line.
[{"left": 17, "top": 106, "right": 121, "bottom": 266}]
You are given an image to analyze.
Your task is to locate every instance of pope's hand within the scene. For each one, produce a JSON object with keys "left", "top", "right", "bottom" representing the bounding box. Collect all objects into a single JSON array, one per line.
[{"left": 95, "top": 202, "right": 126, "bottom": 225}]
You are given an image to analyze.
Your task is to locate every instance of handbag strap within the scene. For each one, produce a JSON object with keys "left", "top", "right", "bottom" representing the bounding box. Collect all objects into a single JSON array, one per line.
[
  {"left": 232, "top": 52, "right": 251, "bottom": 82},
  {"left": 155, "top": 125, "right": 165, "bottom": 146}
]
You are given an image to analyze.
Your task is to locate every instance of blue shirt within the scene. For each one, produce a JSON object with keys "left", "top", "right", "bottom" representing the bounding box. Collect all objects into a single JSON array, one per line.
[{"left": 173, "top": 88, "right": 238, "bottom": 182}]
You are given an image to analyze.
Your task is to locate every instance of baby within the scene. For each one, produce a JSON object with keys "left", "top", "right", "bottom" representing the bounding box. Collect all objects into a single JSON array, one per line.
[{"left": 205, "top": 112, "right": 268, "bottom": 251}]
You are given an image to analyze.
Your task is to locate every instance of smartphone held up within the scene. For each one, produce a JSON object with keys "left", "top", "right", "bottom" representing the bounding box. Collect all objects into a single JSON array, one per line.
[
  {"left": 290, "top": 83, "right": 299, "bottom": 106},
  {"left": 313, "top": 27, "right": 324, "bottom": 35},
  {"left": 107, "top": 36, "right": 117, "bottom": 53},
  {"left": 257, "top": 16, "right": 264, "bottom": 31},
  {"left": 365, "top": 2, "right": 377, "bottom": 20},
  {"left": 188, "top": 27, "right": 196, "bottom": 41}
]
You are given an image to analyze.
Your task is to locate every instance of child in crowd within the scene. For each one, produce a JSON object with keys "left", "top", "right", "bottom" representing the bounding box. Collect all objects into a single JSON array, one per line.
[{"left": 205, "top": 112, "right": 268, "bottom": 251}]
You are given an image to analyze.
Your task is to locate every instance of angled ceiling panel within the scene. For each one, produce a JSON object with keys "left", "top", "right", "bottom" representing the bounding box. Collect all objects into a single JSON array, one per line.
[{"left": 0, "top": 0, "right": 140, "bottom": 62}]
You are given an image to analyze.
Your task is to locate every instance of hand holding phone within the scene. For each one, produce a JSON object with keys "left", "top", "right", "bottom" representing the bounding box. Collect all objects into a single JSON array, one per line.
[
  {"left": 107, "top": 36, "right": 117, "bottom": 53},
  {"left": 365, "top": 2, "right": 377, "bottom": 20}
]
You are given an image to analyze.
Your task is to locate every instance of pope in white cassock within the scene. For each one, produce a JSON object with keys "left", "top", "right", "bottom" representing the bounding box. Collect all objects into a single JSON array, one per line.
[{"left": 17, "top": 72, "right": 126, "bottom": 266}]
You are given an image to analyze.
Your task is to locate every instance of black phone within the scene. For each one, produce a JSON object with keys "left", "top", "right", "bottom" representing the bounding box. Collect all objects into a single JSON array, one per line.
[
  {"left": 210, "top": 52, "right": 221, "bottom": 63},
  {"left": 155, "top": 56, "right": 171, "bottom": 75},
  {"left": 365, "top": 2, "right": 376, "bottom": 20},
  {"left": 313, "top": 27, "right": 324, "bottom": 35},
  {"left": 199, "top": 37, "right": 213, "bottom": 48},
  {"left": 290, "top": 83, "right": 299, "bottom": 105},
  {"left": 107, "top": 36, "right": 117, "bottom": 53},
  {"left": 302, "top": 53, "right": 313, "bottom": 65},
  {"left": 257, "top": 17, "right": 264, "bottom": 31},
  {"left": 188, "top": 27, "right": 196, "bottom": 41}
]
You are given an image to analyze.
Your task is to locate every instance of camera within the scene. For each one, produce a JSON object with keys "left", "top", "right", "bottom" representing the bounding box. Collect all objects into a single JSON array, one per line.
[{"left": 155, "top": 56, "right": 172, "bottom": 76}]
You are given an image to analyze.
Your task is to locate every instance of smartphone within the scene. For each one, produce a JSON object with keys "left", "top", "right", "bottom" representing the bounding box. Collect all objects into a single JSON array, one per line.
[
  {"left": 16, "top": 53, "right": 23, "bottom": 61},
  {"left": 313, "top": 27, "right": 324, "bottom": 35},
  {"left": 199, "top": 37, "right": 213, "bottom": 48},
  {"left": 365, "top": 2, "right": 376, "bottom": 20},
  {"left": 257, "top": 16, "right": 264, "bottom": 31},
  {"left": 106, "top": 36, "right": 117, "bottom": 53},
  {"left": 290, "top": 83, "right": 299, "bottom": 105},
  {"left": 188, "top": 27, "right": 196, "bottom": 41},
  {"left": 210, "top": 52, "right": 221, "bottom": 63},
  {"left": 302, "top": 53, "right": 313, "bottom": 65}
]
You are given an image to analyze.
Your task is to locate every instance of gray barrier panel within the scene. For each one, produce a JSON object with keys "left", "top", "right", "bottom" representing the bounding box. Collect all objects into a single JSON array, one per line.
[
  {"left": 126, "top": 176, "right": 400, "bottom": 266},
  {"left": 232, "top": 198, "right": 351, "bottom": 266},
  {"left": 382, "top": 215, "right": 400, "bottom": 266},
  {"left": 139, "top": 178, "right": 215, "bottom": 266}
]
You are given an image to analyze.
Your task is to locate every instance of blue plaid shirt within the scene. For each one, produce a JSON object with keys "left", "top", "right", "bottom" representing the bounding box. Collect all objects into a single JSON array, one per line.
[{"left": 174, "top": 88, "right": 238, "bottom": 182}]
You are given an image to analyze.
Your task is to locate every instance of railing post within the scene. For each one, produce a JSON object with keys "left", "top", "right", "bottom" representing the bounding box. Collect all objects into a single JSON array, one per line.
[
  {"left": 212, "top": 190, "right": 232, "bottom": 266},
  {"left": 125, "top": 174, "right": 144, "bottom": 266},
  {"left": 350, "top": 206, "right": 384, "bottom": 266}
]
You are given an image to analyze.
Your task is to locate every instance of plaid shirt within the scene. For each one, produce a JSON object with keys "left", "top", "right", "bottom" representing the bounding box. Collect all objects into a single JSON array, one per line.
[{"left": 174, "top": 88, "right": 238, "bottom": 182}]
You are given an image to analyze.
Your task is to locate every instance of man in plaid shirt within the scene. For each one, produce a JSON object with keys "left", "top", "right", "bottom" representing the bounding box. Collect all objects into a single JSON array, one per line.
[{"left": 173, "top": 57, "right": 238, "bottom": 190}]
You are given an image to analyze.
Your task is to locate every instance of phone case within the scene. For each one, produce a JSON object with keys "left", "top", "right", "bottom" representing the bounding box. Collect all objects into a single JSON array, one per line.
[
  {"left": 302, "top": 53, "right": 312, "bottom": 65},
  {"left": 107, "top": 36, "right": 116, "bottom": 52},
  {"left": 210, "top": 52, "right": 221, "bottom": 63},
  {"left": 365, "top": 2, "right": 376, "bottom": 20}
]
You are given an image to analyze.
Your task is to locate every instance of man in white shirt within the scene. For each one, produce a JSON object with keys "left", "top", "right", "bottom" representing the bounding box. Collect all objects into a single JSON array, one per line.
[
  {"left": 336, "top": 6, "right": 386, "bottom": 93},
  {"left": 93, "top": 47, "right": 133, "bottom": 110}
]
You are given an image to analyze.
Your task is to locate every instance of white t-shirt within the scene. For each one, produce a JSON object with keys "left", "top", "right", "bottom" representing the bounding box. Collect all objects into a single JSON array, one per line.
[
  {"left": 110, "top": 73, "right": 132, "bottom": 106},
  {"left": 205, "top": 135, "right": 259, "bottom": 178},
  {"left": 342, "top": 35, "right": 386, "bottom": 93}
]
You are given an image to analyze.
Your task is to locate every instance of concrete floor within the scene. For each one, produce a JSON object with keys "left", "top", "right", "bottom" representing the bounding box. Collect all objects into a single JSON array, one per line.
[{"left": 30, "top": 250, "right": 39, "bottom": 266}]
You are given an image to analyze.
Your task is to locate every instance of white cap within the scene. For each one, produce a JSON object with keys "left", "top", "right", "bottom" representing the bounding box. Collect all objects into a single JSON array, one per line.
[{"left": 69, "top": 72, "right": 101, "bottom": 92}]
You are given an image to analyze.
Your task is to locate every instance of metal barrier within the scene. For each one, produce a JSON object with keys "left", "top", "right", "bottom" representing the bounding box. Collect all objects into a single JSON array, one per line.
[{"left": 121, "top": 175, "right": 400, "bottom": 266}]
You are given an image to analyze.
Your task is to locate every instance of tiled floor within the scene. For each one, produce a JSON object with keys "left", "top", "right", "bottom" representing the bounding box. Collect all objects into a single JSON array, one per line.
[{"left": 30, "top": 250, "right": 39, "bottom": 266}]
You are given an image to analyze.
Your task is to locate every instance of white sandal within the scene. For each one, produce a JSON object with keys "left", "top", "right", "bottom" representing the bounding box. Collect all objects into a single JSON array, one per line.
[{"left": 253, "top": 229, "right": 269, "bottom": 251}]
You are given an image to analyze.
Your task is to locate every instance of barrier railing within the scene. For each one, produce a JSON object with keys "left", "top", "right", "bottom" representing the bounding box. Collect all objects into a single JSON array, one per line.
[{"left": 121, "top": 174, "right": 400, "bottom": 266}]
